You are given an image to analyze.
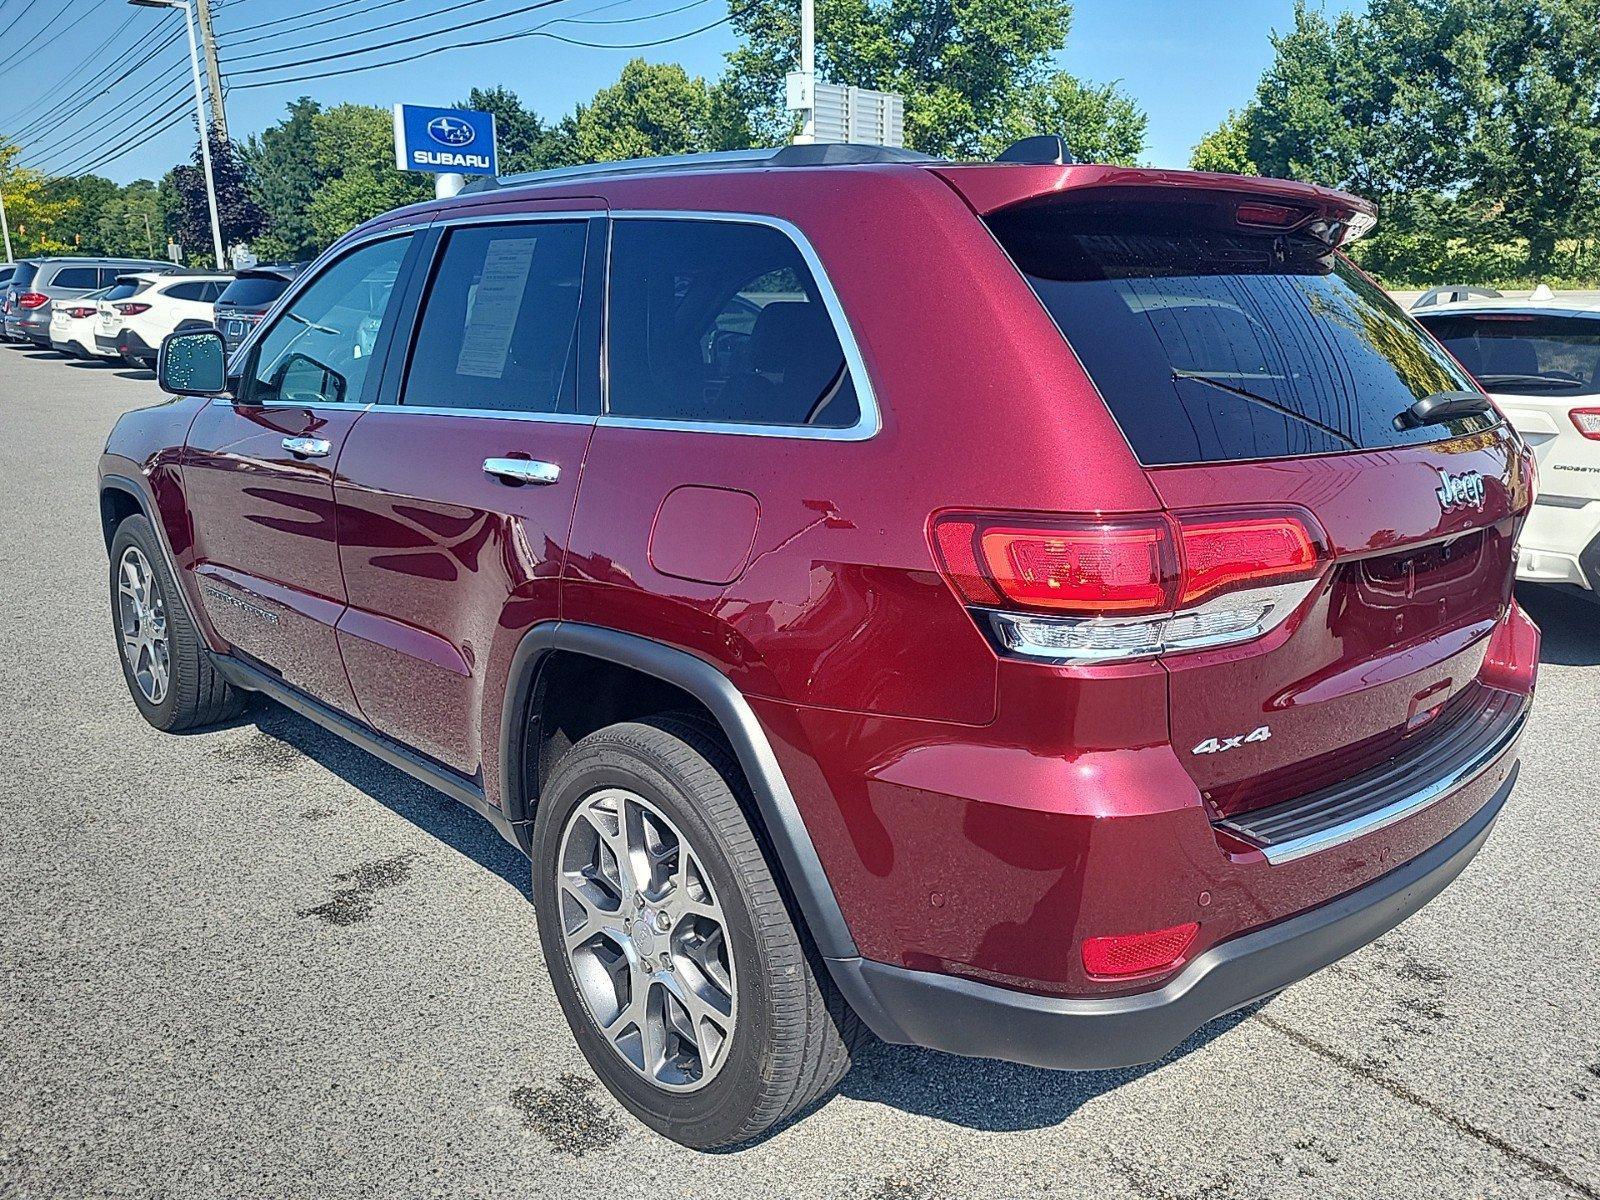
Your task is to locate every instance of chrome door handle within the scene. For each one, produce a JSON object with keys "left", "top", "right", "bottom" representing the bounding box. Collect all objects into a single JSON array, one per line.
[
  {"left": 483, "top": 457, "right": 560, "bottom": 485},
  {"left": 282, "top": 436, "right": 331, "bottom": 458}
]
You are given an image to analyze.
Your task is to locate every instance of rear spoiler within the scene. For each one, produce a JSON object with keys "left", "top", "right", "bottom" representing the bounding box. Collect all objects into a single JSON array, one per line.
[{"left": 935, "top": 164, "right": 1378, "bottom": 246}]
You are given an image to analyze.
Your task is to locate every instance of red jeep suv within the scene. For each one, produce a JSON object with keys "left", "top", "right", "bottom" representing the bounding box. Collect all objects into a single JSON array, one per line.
[{"left": 99, "top": 142, "right": 1538, "bottom": 1149}]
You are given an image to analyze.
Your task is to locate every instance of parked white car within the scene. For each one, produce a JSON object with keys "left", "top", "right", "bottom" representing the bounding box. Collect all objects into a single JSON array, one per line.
[
  {"left": 48, "top": 286, "right": 116, "bottom": 358},
  {"left": 1415, "top": 293, "right": 1600, "bottom": 597},
  {"left": 96, "top": 270, "right": 231, "bottom": 366}
]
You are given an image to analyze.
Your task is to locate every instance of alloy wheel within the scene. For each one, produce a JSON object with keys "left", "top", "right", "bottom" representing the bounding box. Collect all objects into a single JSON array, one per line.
[
  {"left": 556, "top": 787, "right": 738, "bottom": 1092},
  {"left": 117, "top": 546, "right": 170, "bottom": 705}
]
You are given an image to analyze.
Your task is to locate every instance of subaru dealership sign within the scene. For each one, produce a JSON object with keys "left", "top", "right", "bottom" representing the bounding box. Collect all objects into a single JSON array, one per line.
[{"left": 393, "top": 104, "right": 498, "bottom": 175}]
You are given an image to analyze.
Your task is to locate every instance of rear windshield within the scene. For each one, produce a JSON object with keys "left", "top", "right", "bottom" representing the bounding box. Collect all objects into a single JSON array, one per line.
[
  {"left": 11, "top": 262, "right": 38, "bottom": 287},
  {"left": 103, "top": 280, "right": 150, "bottom": 301},
  {"left": 1415, "top": 313, "right": 1600, "bottom": 397},
  {"left": 987, "top": 202, "right": 1497, "bottom": 465},
  {"left": 217, "top": 275, "right": 290, "bottom": 307}
]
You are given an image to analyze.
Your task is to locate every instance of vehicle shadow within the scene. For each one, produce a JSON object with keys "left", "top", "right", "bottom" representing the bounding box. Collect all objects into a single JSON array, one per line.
[
  {"left": 233, "top": 699, "right": 532, "bottom": 897},
  {"left": 1516, "top": 584, "right": 1600, "bottom": 666},
  {"left": 819, "top": 1000, "right": 1265, "bottom": 1137},
  {"left": 231, "top": 691, "right": 1265, "bottom": 1141}
]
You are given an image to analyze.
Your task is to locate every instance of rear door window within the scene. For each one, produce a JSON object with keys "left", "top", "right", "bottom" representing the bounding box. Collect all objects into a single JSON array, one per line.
[
  {"left": 218, "top": 276, "right": 291, "bottom": 307},
  {"left": 50, "top": 266, "right": 100, "bottom": 289},
  {"left": 400, "top": 221, "right": 589, "bottom": 415},
  {"left": 1416, "top": 313, "right": 1600, "bottom": 396},
  {"left": 987, "top": 202, "right": 1497, "bottom": 465},
  {"left": 605, "top": 218, "right": 861, "bottom": 430}
]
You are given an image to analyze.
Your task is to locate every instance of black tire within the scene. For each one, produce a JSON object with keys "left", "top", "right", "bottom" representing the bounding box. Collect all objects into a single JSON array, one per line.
[
  {"left": 109, "top": 514, "right": 246, "bottom": 732},
  {"left": 531, "top": 715, "right": 860, "bottom": 1149}
]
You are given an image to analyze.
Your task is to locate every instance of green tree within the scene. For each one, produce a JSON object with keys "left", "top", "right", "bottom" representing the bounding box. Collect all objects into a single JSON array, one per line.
[
  {"left": 573, "top": 59, "right": 724, "bottom": 162},
  {"left": 1453, "top": 0, "right": 1600, "bottom": 272},
  {"left": 169, "top": 132, "right": 265, "bottom": 264},
  {"left": 95, "top": 180, "right": 164, "bottom": 259},
  {"left": 242, "top": 97, "right": 323, "bottom": 262},
  {"left": 0, "top": 140, "right": 80, "bottom": 254},
  {"left": 721, "top": 0, "right": 1144, "bottom": 160},
  {"left": 458, "top": 85, "right": 578, "bottom": 172},
  {"left": 307, "top": 103, "right": 431, "bottom": 247},
  {"left": 1190, "top": 108, "right": 1259, "bottom": 175},
  {"left": 40, "top": 174, "right": 118, "bottom": 253},
  {"left": 1190, "top": 0, "right": 1600, "bottom": 282},
  {"left": 988, "top": 72, "right": 1146, "bottom": 163}
]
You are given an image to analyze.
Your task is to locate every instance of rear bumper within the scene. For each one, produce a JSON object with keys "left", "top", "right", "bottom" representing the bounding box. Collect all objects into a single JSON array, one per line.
[
  {"left": 1516, "top": 497, "right": 1600, "bottom": 590},
  {"left": 832, "top": 764, "right": 1515, "bottom": 1069},
  {"left": 113, "top": 328, "right": 157, "bottom": 360}
]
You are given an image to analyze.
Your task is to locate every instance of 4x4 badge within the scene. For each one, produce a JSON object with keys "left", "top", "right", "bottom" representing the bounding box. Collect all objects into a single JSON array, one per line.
[{"left": 1436, "top": 469, "right": 1486, "bottom": 512}]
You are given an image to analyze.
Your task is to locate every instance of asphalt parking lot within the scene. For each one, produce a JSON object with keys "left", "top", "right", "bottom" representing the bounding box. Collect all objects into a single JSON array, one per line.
[{"left": 1, "top": 343, "right": 1596, "bottom": 1199}]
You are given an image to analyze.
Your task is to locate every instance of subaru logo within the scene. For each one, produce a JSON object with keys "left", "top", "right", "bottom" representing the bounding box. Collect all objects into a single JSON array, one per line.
[
  {"left": 426, "top": 116, "right": 476, "bottom": 147},
  {"left": 1436, "top": 469, "right": 1486, "bottom": 512}
]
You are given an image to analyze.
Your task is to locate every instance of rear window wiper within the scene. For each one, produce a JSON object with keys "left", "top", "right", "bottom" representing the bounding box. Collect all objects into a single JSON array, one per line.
[
  {"left": 1393, "top": 389, "right": 1494, "bottom": 430},
  {"left": 1473, "top": 372, "right": 1586, "bottom": 392},
  {"left": 1172, "top": 370, "right": 1360, "bottom": 449}
]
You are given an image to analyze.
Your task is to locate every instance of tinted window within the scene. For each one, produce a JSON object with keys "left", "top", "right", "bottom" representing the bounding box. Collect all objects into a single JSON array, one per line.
[
  {"left": 606, "top": 219, "right": 861, "bottom": 428},
  {"left": 402, "top": 222, "right": 588, "bottom": 414},
  {"left": 246, "top": 235, "right": 411, "bottom": 407},
  {"left": 164, "top": 281, "right": 207, "bottom": 302},
  {"left": 104, "top": 280, "right": 150, "bottom": 301},
  {"left": 218, "top": 276, "right": 291, "bottom": 307},
  {"left": 11, "top": 263, "right": 37, "bottom": 287},
  {"left": 1418, "top": 313, "right": 1600, "bottom": 396},
  {"left": 50, "top": 266, "right": 100, "bottom": 289},
  {"left": 987, "top": 203, "right": 1496, "bottom": 465},
  {"left": 97, "top": 267, "right": 122, "bottom": 286}
]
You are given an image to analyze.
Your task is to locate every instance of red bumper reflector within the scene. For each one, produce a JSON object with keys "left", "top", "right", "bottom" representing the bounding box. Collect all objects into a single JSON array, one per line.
[{"left": 1082, "top": 922, "right": 1199, "bottom": 978}]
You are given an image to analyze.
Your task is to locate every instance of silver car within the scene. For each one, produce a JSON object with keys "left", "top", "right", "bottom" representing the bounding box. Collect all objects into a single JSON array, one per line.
[{"left": 3, "top": 257, "right": 168, "bottom": 346}]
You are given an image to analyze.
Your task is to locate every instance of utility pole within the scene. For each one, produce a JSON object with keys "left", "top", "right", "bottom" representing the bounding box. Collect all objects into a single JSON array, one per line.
[
  {"left": 0, "top": 184, "right": 13, "bottom": 263},
  {"left": 193, "top": 0, "right": 228, "bottom": 141},
  {"left": 797, "top": 0, "right": 815, "bottom": 144}
]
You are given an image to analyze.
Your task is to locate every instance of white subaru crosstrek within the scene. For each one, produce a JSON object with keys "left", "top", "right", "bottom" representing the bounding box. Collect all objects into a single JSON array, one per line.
[
  {"left": 96, "top": 270, "right": 232, "bottom": 367},
  {"left": 1415, "top": 292, "right": 1600, "bottom": 597}
]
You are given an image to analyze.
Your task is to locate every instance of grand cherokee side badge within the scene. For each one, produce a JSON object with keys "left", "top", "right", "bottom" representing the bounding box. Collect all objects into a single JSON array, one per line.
[{"left": 1436, "top": 469, "right": 1486, "bottom": 512}]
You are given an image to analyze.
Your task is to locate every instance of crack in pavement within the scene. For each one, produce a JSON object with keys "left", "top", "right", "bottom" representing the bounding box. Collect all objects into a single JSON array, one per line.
[{"left": 1254, "top": 1012, "right": 1595, "bottom": 1199}]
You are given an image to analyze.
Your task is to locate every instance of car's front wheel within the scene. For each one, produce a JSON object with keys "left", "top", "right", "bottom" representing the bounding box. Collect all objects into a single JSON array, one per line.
[
  {"left": 109, "top": 514, "right": 246, "bottom": 732},
  {"left": 531, "top": 716, "right": 859, "bottom": 1149}
]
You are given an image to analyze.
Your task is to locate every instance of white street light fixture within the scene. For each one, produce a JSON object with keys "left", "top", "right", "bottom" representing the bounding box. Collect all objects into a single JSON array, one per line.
[{"left": 129, "top": 0, "right": 225, "bottom": 269}]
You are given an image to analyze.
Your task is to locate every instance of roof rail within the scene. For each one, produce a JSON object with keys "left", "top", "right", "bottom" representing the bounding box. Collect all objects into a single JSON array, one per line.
[
  {"left": 1410, "top": 285, "right": 1503, "bottom": 310},
  {"left": 458, "top": 143, "right": 940, "bottom": 194}
]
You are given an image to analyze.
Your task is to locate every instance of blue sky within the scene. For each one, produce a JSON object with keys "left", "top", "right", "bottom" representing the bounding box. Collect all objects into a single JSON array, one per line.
[{"left": 6, "top": 0, "right": 1362, "bottom": 184}]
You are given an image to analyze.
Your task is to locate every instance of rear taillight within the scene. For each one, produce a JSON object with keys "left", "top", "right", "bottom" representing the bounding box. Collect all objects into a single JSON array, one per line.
[
  {"left": 1082, "top": 922, "right": 1199, "bottom": 979},
  {"left": 930, "top": 506, "right": 1328, "bottom": 663},
  {"left": 17, "top": 292, "right": 48, "bottom": 309},
  {"left": 66, "top": 306, "right": 96, "bottom": 319},
  {"left": 1570, "top": 409, "right": 1600, "bottom": 440},
  {"left": 114, "top": 302, "right": 151, "bottom": 316}
]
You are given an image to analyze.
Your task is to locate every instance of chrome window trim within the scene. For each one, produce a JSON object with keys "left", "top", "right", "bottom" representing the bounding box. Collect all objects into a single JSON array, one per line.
[
  {"left": 388, "top": 211, "right": 601, "bottom": 424},
  {"left": 599, "top": 210, "right": 881, "bottom": 442},
  {"left": 228, "top": 207, "right": 882, "bottom": 439}
]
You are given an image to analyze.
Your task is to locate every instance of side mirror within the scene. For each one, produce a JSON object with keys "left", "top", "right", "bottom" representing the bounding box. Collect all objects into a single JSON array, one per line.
[{"left": 157, "top": 328, "right": 229, "bottom": 397}]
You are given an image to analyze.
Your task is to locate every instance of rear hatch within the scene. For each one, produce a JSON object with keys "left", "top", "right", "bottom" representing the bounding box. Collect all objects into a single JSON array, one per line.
[{"left": 971, "top": 172, "right": 1529, "bottom": 818}]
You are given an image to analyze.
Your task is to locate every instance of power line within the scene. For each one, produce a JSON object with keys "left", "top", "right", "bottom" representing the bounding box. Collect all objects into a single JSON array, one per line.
[
  {"left": 4, "top": 23, "right": 180, "bottom": 145},
  {"left": 36, "top": 79, "right": 194, "bottom": 177},
  {"left": 0, "top": 0, "right": 114, "bottom": 62},
  {"left": 224, "top": 0, "right": 576, "bottom": 74},
  {"left": 222, "top": 0, "right": 448, "bottom": 52},
  {"left": 52, "top": 93, "right": 194, "bottom": 179},
  {"left": 19, "top": 44, "right": 189, "bottom": 167},
  {"left": 226, "top": 0, "right": 741, "bottom": 90}
]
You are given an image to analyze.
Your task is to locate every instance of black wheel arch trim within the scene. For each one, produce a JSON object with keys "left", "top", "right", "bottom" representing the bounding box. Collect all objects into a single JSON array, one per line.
[{"left": 498, "top": 621, "right": 860, "bottom": 961}]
